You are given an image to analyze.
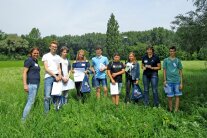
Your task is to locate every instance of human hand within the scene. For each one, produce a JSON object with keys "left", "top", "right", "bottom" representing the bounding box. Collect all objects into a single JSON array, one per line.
[
  {"left": 134, "top": 80, "right": 139, "bottom": 85},
  {"left": 112, "top": 73, "right": 117, "bottom": 78},
  {"left": 179, "top": 84, "right": 183, "bottom": 90},
  {"left": 62, "top": 77, "right": 68, "bottom": 83},
  {"left": 146, "top": 65, "right": 152, "bottom": 69},
  {"left": 163, "top": 81, "right": 167, "bottom": 86},
  {"left": 55, "top": 75, "right": 62, "bottom": 81},
  {"left": 24, "top": 84, "right": 28, "bottom": 92},
  {"left": 111, "top": 80, "right": 116, "bottom": 85}
]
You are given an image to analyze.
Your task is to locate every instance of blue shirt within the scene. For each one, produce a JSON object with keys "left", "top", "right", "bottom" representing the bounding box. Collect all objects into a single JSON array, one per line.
[
  {"left": 92, "top": 56, "right": 109, "bottom": 79},
  {"left": 142, "top": 54, "right": 160, "bottom": 76},
  {"left": 24, "top": 57, "right": 40, "bottom": 84},
  {"left": 72, "top": 61, "right": 90, "bottom": 70}
]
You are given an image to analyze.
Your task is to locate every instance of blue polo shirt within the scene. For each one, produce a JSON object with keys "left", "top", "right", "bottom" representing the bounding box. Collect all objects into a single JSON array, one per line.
[
  {"left": 92, "top": 56, "right": 109, "bottom": 79},
  {"left": 24, "top": 57, "right": 40, "bottom": 84},
  {"left": 142, "top": 54, "right": 160, "bottom": 76},
  {"left": 72, "top": 61, "right": 90, "bottom": 70}
]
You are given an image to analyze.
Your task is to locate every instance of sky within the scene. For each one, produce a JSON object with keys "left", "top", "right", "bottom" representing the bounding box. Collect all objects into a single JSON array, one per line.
[{"left": 0, "top": 0, "right": 195, "bottom": 37}]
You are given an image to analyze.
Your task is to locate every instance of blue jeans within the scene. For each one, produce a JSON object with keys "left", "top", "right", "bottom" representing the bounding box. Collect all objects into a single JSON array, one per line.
[
  {"left": 44, "top": 76, "right": 55, "bottom": 113},
  {"left": 22, "top": 84, "right": 39, "bottom": 120},
  {"left": 125, "top": 78, "right": 135, "bottom": 103},
  {"left": 167, "top": 83, "right": 182, "bottom": 97},
  {"left": 61, "top": 90, "right": 69, "bottom": 104},
  {"left": 143, "top": 74, "right": 159, "bottom": 106}
]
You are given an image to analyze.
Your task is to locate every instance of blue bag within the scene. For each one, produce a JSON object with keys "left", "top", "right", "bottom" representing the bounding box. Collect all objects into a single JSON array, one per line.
[
  {"left": 131, "top": 84, "right": 143, "bottom": 100},
  {"left": 81, "top": 75, "right": 91, "bottom": 93},
  {"left": 92, "top": 75, "right": 96, "bottom": 88}
]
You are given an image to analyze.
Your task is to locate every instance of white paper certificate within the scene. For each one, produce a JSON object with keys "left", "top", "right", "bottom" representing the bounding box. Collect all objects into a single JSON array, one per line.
[
  {"left": 62, "top": 79, "right": 75, "bottom": 91},
  {"left": 110, "top": 83, "right": 119, "bottom": 95},
  {"left": 74, "top": 68, "right": 85, "bottom": 82},
  {"left": 51, "top": 81, "right": 62, "bottom": 96}
]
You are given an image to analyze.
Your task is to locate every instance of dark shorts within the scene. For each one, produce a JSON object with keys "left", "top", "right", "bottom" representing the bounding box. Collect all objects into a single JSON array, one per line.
[{"left": 95, "top": 78, "right": 107, "bottom": 88}]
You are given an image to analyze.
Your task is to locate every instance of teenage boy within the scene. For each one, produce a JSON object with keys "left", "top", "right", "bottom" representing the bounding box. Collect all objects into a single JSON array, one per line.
[
  {"left": 42, "top": 41, "right": 62, "bottom": 112},
  {"left": 91, "top": 46, "right": 109, "bottom": 99},
  {"left": 163, "top": 46, "right": 183, "bottom": 112}
]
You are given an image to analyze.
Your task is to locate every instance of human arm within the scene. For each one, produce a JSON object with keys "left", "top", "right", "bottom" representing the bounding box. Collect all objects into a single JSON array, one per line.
[
  {"left": 135, "top": 63, "right": 140, "bottom": 84},
  {"left": 179, "top": 70, "right": 183, "bottom": 90},
  {"left": 111, "top": 69, "right": 125, "bottom": 78},
  {"left": 150, "top": 63, "right": 161, "bottom": 70},
  {"left": 107, "top": 69, "right": 116, "bottom": 85},
  {"left": 141, "top": 63, "right": 146, "bottom": 70},
  {"left": 84, "top": 61, "right": 91, "bottom": 74},
  {"left": 163, "top": 69, "right": 167, "bottom": 86},
  {"left": 23, "top": 67, "right": 29, "bottom": 92},
  {"left": 43, "top": 61, "right": 61, "bottom": 81}
]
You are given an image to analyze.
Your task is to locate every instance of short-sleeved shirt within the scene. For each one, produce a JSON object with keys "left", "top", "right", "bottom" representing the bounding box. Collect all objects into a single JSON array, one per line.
[
  {"left": 24, "top": 57, "right": 40, "bottom": 84},
  {"left": 142, "top": 54, "right": 161, "bottom": 76},
  {"left": 107, "top": 61, "right": 124, "bottom": 83},
  {"left": 72, "top": 61, "right": 90, "bottom": 70},
  {"left": 42, "top": 52, "right": 61, "bottom": 78},
  {"left": 92, "top": 56, "right": 109, "bottom": 79},
  {"left": 60, "top": 58, "right": 71, "bottom": 77},
  {"left": 163, "top": 57, "right": 183, "bottom": 83}
]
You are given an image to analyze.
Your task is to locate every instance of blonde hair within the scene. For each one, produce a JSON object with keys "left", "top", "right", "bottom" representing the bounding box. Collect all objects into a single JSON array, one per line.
[
  {"left": 76, "top": 49, "right": 86, "bottom": 61},
  {"left": 50, "top": 41, "right": 58, "bottom": 46},
  {"left": 128, "top": 52, "right": 137, "bottom": 62}
]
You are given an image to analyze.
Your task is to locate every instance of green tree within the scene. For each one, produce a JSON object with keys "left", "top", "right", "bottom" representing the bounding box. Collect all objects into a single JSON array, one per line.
[
  {"left": 0, "top": 30, "right": 7, "bottom": 41},
  {"left": 0, "top": 34, "right": 29, "bottom": 58},
  {"left": 106, "top": 13, "right": 121, "bottom": 59},
  {"left": 28, "top": 28, "right": 41, "bottom": 39},
  {"left": 172, "top": 0, "right": 207, "bottom": 55}
]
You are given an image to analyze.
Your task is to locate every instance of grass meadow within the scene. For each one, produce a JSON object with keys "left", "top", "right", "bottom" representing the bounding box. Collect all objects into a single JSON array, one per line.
[{"left": 0, "top": 60, "right": 207, "bottom": 138}]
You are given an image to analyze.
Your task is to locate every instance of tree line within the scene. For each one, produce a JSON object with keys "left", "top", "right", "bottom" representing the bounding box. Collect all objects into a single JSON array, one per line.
[{"left": 0, "top": 0, "right": 206, "bottom": 61}]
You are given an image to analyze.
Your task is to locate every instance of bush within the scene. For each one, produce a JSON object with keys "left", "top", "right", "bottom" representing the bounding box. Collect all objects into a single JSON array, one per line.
[
  {"left": 0, "top": 54, "right": 10, "bottom": 61},
  {"left": 154, "top": 45, "right": 169, "bottom": 60},
  {"left": 198, "top": 47, "right": 207, "bottom": 60}
]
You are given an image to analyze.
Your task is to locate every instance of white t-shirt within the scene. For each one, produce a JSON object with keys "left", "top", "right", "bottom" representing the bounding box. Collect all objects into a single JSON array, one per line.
[
  {"left": 42, "top": 52, "right": 61, "bottom": 78},
  {"left": 60, "top": 58, "right": 69, "bottom": 77}
]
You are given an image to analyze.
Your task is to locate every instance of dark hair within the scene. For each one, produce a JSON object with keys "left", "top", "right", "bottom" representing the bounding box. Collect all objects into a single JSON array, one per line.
[
  {"left": 146, "top": 45, "right": 154, "bottom": 53},
  {"left": 169, "top": 46, "right": 176, "bottom": 51},
  {"left": 113, "top": 52, "right": 120, "bottom": 57},
  {"left": 60, "top": 46, "right": 69, "bottom": 53},
  {"left": 95, "top": 45, "right": 102, "bottom": 51},
  {"left": 29, "top": 47, "right": 39, "bottom": 56}
]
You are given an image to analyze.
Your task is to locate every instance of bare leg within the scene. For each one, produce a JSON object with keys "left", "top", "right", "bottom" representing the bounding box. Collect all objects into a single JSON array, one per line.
[
  {"left": 96, "top": 87, "right": 101, "bottom": 99},
  {"left": 175, "top": 96, "right": 180, "bottom": 112},
  {"left": 115, "top": 95, "right": 119, "bottom": 106},
  {"left": 168, "top": 97, "right": 173, "bottom": 112},
  {"left": 112, "top": 95, "right": 116, "bottom": 104},
  {"left": 103, "top": 86, "right": 108, "bottom": 97}
]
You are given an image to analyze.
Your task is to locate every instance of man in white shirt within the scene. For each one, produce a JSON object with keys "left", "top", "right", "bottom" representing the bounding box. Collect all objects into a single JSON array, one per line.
[{"left": 42, "top": 41, "right": 62, "bottom": 113}]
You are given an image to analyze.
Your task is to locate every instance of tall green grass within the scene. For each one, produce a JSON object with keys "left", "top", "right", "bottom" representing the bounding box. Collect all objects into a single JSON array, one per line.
[{"left": 0, "top": 61, "right": 206, "bottom": 137}]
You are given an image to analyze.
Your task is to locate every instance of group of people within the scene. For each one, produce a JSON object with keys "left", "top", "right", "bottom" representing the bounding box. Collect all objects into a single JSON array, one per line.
[{"left": 22, "top": 41, "right": 183, "bottom": 121}]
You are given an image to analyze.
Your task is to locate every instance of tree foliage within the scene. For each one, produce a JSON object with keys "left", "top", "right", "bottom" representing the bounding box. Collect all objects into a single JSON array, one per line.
[
  {"left": 0, "top": 34, "right": 29, "bottom": 58},
  {"left": 106, "top": 13, "right": 121, "bottom": 59},
  {"left": 171, "top": 0, "right": 207, "bottom": 59}
]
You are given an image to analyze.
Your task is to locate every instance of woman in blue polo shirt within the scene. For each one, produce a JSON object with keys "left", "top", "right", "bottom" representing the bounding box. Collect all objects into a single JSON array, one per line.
[
  {"left": 72, "top": 49, "right": 90, "bottom": 100},
  {"left": 22, "top": 47, "right": 40, "bottom": 121}
]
